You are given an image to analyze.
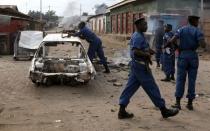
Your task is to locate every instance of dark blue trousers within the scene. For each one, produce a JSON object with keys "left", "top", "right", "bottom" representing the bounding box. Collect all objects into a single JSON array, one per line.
[
  {"left": 155, "top": 48, "right": 162, "bottom": 64},
  {"left": 88, "top": 41, "right": 107, "bottom": 65},
  {"left": 119, "top": 61, "right": 165, "bottom": 108},
  {"left": 175, "top": 55, "right": 199, "bottom": 100},
  {"left": 162, "top": 53, "right": 175, "bottom": 76}
]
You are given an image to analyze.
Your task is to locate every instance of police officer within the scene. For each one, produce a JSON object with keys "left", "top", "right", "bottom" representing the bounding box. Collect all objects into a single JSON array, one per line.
[
  {"left": 170, "top": 16, "right": 206, "bottom": 110},
  {"left": 118, "top": 18, "right": 179, "bottom": 119},
  {"left": 161, "top": 24, "right": 176, "bottom": 82},
  {"left": 74, "top": 21, "right": 110, "bottom": 73},
  {"left": 154, "top": 20, "right": 165, "bottom": 68}
]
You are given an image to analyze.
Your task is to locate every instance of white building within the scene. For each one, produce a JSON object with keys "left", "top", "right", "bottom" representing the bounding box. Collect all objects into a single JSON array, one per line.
[{"left": 87, "top": 14, "right": 106, "bottom": 34}]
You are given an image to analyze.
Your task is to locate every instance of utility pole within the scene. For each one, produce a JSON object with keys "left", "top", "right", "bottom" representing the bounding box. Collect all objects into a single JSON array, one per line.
[
  {"left": 40, "top": 0, "right": 42, "bottom": 21},
  {"left": 48, "top": 5, "right": 51, "bottom": 11},
  {"left": 26, "top": 2, "right": 28, "bottom": 14},
  {"left": 201, "top": 0, "right": 204, "bottom": 29},
  {"left": 80, "top": 4, "right": 82, "bottom": 17}
]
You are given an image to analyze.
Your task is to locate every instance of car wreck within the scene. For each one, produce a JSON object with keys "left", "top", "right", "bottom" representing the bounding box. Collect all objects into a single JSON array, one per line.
[{"left": 29, "top": 33, "right": 96, "bottom": 86}]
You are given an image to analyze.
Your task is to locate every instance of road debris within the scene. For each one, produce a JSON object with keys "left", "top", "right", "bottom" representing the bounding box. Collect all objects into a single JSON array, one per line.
[
  {"left": 113, "top": 82, "right": 123, "bottom": 87},
  {"left": 107, "top": 78, "right": 117, "bottom": 83}
]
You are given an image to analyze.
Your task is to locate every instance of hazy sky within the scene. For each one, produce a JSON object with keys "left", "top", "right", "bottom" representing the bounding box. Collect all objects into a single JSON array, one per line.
[{"left": 0, "top": 0, "right": 122, "bottom": 16}]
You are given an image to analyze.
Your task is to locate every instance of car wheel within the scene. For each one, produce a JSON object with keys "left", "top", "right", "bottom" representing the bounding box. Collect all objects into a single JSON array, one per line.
[
  {"left": 43, "top": 77, "right": 53, "bottom": 87},
  {"left": 32, "top": 79, "right": 36, "bottom": 83}
]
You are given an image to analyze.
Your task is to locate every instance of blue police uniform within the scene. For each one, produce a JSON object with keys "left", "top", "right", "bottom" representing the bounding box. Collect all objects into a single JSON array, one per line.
[
  {"left": 175, "top": 25, "right": 204, "bottom": 100},
  {"left": 162, "top": 31, "right": 175, "bottom": 77},
  {"left": 75, "top": 26, "right": 107, "bottom": 65},
  {"left": 119, "top": 32, "right": 165, "bottom": 108},
  {"left": 155, "top": 26, "right": 164, "bottom": 65}
]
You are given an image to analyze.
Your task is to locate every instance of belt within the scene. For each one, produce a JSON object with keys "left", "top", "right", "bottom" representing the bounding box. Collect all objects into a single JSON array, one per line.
[
  {"left": 134, "top": 60, "right": 151, "bottom": 72},
  {"left": 179, "top": 49, "right": 196, "bottom": 52},
  {"left": 134, "top": 60, "right": 146, "bottom": 65}
]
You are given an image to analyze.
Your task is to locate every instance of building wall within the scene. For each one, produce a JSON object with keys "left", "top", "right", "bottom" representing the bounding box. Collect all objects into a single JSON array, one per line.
[
  {"left": 0, "top": 19, "right": 29, "bottom": 55},
  {"left": 89, "top": 15, "right": 106, "bottom": 34},
  {"left": 107, "top": 0, "right": 201, "bottom": 35},
  {"left": 203, "top": 1, "right": 210, "bottom": 48},
  {"left": 108, "top": 0, "right": 157, "bottom": 34},
  {"left": 156, "top": 0, "right": 199, "bottom": 15},
  {"left": 0, "top": 33, "right": 10, "bottom": 55},
  {"left": 0, "top": 19, "right": 29, "bottom": 33},
  {"left": 106, "top": 13, "right": 111, "bottom": 33}
]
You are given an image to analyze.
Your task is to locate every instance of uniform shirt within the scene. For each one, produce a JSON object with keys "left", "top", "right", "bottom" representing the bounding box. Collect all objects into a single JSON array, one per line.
[
  {"left": 155, "top": 26, "right": 164, "bottom": 49},
  {"left": 163, "top": 31, "right": 175, "bottom": 54},
  {"left": 175, "top": 25, "right": 204, "bottom": 51},
  {"left": 175, "top": 25, "right": 204, "bottom": 58},
  {"left": 130, "top": 32, "right": 150, "bottom": 62},
  {"left": 75, "top": 26, "right": 100, "bottom": 44}
]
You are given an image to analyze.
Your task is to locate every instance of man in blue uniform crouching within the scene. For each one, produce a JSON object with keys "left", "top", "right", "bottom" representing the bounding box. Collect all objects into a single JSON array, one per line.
[{"left": 74, "top": 22, "right": 110, "bottom": 73}]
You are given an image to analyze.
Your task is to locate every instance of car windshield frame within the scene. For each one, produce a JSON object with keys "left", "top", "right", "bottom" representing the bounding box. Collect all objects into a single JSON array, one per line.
[{"left": 35, "top": 41, "right": 87, "bottom": 60}]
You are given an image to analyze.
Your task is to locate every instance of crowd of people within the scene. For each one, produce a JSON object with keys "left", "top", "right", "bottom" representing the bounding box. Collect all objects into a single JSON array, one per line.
[
  {"left": 72, "top": 15, "right": 206, "bottom": 119},
  {"left": 118, "top": 15, "right": 206, "bottom": 119}
]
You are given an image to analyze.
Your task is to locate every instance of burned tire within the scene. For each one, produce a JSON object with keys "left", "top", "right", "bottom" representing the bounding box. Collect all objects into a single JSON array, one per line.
[
  {"left": 42, "top": 77, "right": 53, "bottom": 87},
  {"left": 83, "top": 80, "right": 89, "bottom": 85},
  {"left": 31, "top": 79, "right": 36, "bottom": 83},
  {"left": 13, "top": 56, "right": 18, "bottom": 61}
]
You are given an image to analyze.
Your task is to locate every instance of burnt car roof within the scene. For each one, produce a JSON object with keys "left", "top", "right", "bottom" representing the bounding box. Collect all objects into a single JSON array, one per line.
[{"left": 43, "top": 34, "right": 82, "bottom": 43}]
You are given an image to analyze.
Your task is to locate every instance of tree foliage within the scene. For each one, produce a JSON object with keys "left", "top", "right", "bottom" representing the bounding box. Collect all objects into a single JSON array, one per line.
[{"left": 28, "top": 10, "right": 58, "bottom": 22}]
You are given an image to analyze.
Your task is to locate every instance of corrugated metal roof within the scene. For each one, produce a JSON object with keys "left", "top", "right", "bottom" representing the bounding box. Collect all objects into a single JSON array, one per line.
[
  {"left": 107, "top": 0, "right": 136, "bottom": 10},
  {"left": 0, "top": 6, "right": 31, "bottom": 20},
  {"left": 0, "top": 5, "right": 18, "bottom": 11}
]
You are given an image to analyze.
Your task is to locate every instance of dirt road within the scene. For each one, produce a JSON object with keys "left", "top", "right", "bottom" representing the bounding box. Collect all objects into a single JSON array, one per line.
[{"left": 0, "top": 36, "right": 210, "bottom": 131}]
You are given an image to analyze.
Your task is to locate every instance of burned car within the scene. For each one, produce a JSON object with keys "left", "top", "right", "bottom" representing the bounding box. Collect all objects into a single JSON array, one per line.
[{"left": 29, "top": 33, "right": 96, "bottom": 86}]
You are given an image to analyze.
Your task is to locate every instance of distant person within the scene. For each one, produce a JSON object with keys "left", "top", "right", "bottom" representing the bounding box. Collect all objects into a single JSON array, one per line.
[
  {"left": 74, "top": 21, "right": 110, "bottom": 73},
  {"left": 161, "top": 24, "right": 176, "bottom": 82},
  {"left": 154, "top": 20, "right": 164, "bottom": 68},
  {"left": 170, "top": 16, "right": 206, "bottom": 110},
  {"left": 118, "top": 18, "right": 179, "bottom": 119}
]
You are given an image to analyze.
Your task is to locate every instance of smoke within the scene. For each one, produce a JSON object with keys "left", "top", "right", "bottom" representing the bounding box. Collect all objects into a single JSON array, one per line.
[
  {"left": 63, "top": 1, "right": 78, "bottom": 17},
  {"left": 60, "top": 16, "right": 81, "bottom": 30},
  {"left": 59, "top": 1, "right": 80, "bottom": 30},
  {"left": 94, "top": 3, "right": 107, "bottom": 15}
]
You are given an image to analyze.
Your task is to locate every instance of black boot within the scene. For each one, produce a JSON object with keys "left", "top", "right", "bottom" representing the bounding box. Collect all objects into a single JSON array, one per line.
[
  {"left": 172, "top": 97, "right": 181, "bottom": 110},
  {"left": 118, "top": 105, "right": 134, "bottom": 119},
  {"left": 160, "top": 106, "right": 179, "bottom": 118},
  {"left": 186, "top": 99, "right": 194, "bottom": 111},
  {"left": 103, "top": 64, "right": 110, "bottom": 73},
  {"left": 170, "top": 74, "right": 175, "bottom": 81},
  {"left": 161, "top": 75, "right": 171, "bottom": 82}
]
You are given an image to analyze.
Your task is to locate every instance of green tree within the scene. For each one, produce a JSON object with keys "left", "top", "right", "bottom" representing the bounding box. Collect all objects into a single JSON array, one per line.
[
  {"left": 44, "top": 10, "right": 58, "bottom": 22},
  {"left": 28, "top": 10, "right": 58, "bottom": 22}
]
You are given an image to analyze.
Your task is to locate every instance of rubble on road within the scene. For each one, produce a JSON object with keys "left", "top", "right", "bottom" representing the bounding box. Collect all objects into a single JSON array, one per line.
[
  {"left": 0, "top": 107, "right": 4, "bottom": 113},
  {"left": 107, "top": 78, "right": 117, "bottom": 83},
  {"left": 113, "top": 82, "right": 123, "bottom": 87}
]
